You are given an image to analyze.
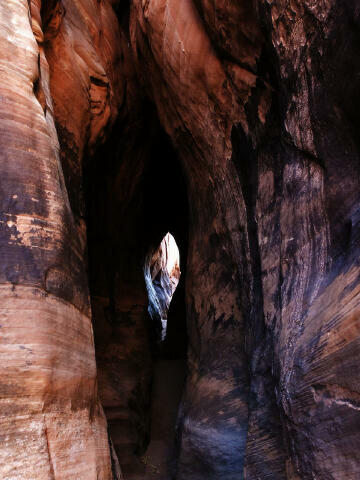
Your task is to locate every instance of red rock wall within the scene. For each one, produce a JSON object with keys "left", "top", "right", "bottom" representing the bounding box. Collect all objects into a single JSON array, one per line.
[
  {"left": 0, "top": 0, "right": 123, "bottom": 478},
  {"left": 0, "top": 0, "right": 359, "bottom": 479},
  {"left": 129, "top": 1, "right": 360, "bottom": 478}
]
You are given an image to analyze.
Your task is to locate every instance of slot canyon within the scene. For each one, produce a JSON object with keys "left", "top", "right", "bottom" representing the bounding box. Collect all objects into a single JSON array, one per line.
[{"left": 0, "top": 0, "right": 359, "bottom": 479}]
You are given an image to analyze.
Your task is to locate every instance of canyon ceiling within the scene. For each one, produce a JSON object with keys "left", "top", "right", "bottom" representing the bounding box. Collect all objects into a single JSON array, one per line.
[{"left": 0, "top": 0, "right": 360, "bottom": 479}]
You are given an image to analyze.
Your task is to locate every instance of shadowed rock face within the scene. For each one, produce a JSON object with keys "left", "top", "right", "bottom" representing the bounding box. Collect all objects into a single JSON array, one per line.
[{"left": 0, "top": 0, "right": 359, "bottom": 479}]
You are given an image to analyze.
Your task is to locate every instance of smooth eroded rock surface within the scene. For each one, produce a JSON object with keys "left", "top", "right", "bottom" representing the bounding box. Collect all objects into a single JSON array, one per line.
[{"left": 0, "top": 0, "right": 359, "bottom": 479}]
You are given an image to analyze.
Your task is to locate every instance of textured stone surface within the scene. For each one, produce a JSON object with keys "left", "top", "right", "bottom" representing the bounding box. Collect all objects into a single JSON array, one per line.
[
  {"left": 0, "top": 0, "right": 360, "bottom": 479},
  {"left": 129, "top": 1, "right": 360, "bottom": 478},
  {"left": 0, "top": 1, "right": 122, "bottom": 478}
]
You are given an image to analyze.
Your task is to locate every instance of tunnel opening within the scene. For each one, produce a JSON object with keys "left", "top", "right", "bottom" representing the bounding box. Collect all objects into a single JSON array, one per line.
[
  {"left": 142, "top": 232, "right": 186, "bottom": 479},
  {"left": 84, "top": 101, "right": 189, "bottom": 479},
  {"left": 144, "top": 232, "right": 181, "bottom": 343}
]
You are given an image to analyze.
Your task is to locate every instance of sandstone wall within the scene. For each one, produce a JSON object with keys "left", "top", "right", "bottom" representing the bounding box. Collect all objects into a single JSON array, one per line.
[{"left": 0, "top": 1, "right": 359, "bottom": 479}]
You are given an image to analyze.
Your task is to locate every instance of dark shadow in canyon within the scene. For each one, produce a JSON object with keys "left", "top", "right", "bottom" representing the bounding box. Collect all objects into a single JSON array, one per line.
[{"left": 84, "top": 102, "right": 189, "bottom": 479}]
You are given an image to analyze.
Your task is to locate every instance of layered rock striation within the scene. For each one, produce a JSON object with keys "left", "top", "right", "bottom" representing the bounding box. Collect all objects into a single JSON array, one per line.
[{"left": 0, "top": 0, "right": 359, "bottom": 479}]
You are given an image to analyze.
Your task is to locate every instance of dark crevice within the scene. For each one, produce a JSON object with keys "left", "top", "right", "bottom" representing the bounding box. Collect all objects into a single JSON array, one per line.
[{"left": 84, "top": 100, "right": 189, "bottom": 479}]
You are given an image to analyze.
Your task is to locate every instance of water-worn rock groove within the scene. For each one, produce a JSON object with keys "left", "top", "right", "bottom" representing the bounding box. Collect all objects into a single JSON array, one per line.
[{"left": 0, "top": 1, "right": 360, "bottom": 479}]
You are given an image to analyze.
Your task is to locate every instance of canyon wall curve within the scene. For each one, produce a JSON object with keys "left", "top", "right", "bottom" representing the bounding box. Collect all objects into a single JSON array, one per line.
[{"left": 0, "top": 0, "right": 360, "bottom": 479}]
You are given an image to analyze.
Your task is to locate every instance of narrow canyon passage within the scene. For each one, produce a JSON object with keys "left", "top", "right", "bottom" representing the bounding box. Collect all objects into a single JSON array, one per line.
[
  {"left": 143, "top": 358, "right": 186, "bottom": 479},
  {"left": 84, "top": 107, "right": 190, "bottom": 478},
  {"left": 0, "top": 1, "right": 360, "bottom": 479},
  {"left": 141, "top": 234, "right": 187, "bottom": 480}
]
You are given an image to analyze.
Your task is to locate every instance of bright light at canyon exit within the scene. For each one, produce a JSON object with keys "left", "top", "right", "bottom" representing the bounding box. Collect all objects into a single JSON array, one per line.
[
  {"left": 164, "top": 233, "right": 180, "bottom": 292},
  {"left": 144, "top": 233, "right": 181, "bottom": 342},
  {"left": 160, "top": 233, "right": 180, "bottom": 339}
]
